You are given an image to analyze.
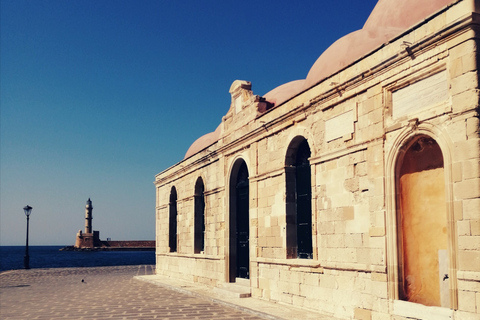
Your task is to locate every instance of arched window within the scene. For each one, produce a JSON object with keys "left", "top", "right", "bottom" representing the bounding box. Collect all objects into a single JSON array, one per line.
[
  {"left": 285, "top": 137, "right": 312, "bottom": 259},
  {"left": 396, "top": 136, "right": 450, "bottom": 307},
  {"left": 194, "top": 177, "right": 205, "bottom": 254},
  {"left": 169, "top": 187, "right": 178, "bottom": 253}
]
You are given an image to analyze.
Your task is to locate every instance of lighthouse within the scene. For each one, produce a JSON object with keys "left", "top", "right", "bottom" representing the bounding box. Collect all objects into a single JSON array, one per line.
[
  {"left": 70, "top": 197, "right": 154, "bottom": 250},
  {"left": 74, "top": 198, "right": 100, "bottom": 248},
  {"left": 85, "top": 198, "right": 93, "bottom": 234}
]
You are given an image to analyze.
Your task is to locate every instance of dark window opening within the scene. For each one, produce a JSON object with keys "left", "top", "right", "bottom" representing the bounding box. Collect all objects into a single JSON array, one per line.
[
  {"left": 169, "top": 187, "right": 178, "bottom": 253},
  {"left": 194, "top": 178, "right": 205, "bottom": 254},
  {"left": 286, "top": 137, "right": 313, "bottom": 259},
  {"left": 295, "top": 139, "right": 313, "bottom": 259}
]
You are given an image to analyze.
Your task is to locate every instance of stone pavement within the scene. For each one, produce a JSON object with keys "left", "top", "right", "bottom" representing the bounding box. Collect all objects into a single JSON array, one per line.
[
  {"left": 135, "top": 274, "right": 340, "bottom": 320},
  {"left": 0, "top": 265, "right": 340, "bottom": 320}
]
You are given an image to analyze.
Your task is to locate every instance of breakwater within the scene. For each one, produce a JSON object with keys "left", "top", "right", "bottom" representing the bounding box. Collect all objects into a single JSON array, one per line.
[{"left": 0, "top": 246, "right": 155, "bottom": 272}]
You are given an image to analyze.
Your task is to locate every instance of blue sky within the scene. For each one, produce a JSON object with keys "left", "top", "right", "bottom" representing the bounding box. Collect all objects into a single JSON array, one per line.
[{"left": 1, "top": 0, "right": 378, "bottom": 245}]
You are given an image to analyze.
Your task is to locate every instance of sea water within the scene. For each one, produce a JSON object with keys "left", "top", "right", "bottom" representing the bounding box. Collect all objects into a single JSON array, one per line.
[{"left": 0, "top": 246, "right": 155, "bottom": 272}]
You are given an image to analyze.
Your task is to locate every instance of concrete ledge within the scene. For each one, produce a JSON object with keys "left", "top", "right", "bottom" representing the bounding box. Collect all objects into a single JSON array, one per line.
[
  {"left": 213, "top": 282, "right": 251, "bottom": 298},
  {"left": 393, "top": 300, "right": 454, "bottom": 320}
]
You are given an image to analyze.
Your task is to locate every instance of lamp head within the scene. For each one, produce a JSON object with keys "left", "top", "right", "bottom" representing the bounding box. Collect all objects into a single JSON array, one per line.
[{"left": 23, "top": 205, "right": 32, "bottom": 217}]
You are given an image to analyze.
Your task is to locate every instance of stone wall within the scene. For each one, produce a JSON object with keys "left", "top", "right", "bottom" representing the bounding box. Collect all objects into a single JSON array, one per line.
[
  {"left": 155, "top": 1, "right": 480, "bottom": 319},
  {"left": 102, "top": 240, "right": 155, "bottom": 248},
  {"left": 75, "top": 232, "right": 154, "bottom": 249},
  {"left": 74, "top": 231, "right": 101, "bottom": 248}
]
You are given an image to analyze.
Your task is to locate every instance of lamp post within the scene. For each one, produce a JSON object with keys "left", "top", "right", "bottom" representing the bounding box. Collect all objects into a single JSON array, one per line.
[{"left": 23, "top": 205, "right": 32, "bottom": 269}]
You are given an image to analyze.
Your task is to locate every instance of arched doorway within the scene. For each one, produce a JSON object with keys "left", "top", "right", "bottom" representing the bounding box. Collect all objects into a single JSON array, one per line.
[
  {"left": 229, "top": 159, "right": 250, "bottom": 281},
  {"left": 396, "top": 135, "right": 450, "bottom": 307},
  {"left": 194, "top": 177, "right": 205, "bottom": 254},
  {"left": 169, "top": 187, "right": 178, "bottom": 253}
]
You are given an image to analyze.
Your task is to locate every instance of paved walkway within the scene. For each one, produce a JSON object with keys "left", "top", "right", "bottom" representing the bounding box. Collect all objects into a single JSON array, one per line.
[{"left": 0, "top": 265, "right": 339, "bottom": 320}]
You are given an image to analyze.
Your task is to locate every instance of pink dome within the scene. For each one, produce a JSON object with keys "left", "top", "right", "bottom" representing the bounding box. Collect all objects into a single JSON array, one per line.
[
  {"left": 364, "top": 0, "right": 454, "bottom": 30},
  {"left": 304, "top": 0, "right": 454, "bottom": 90},
  {"left": 263, "top": 80, "right": 306, "bottom": 108},
  {"left": 304, "top": 27, "right": 402, "bottom": 89},
  {"left": 184, "top": 124, "right": 222, "bottom": 159},
  {"left": 185, "top": 0, "right": 457, "bottom": 159}
]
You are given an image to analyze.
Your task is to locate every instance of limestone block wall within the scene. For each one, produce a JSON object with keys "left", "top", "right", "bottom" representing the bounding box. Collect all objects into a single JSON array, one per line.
[
  {"left": 251, "top": 97, "right": 389, "bottom": 319},
  {"left": 447, "top": 34, "right": 480, "bottom": 317},
  {"left": 155, "top": 1, "right": 479, "bottom": 319},
  {"left": 155, "top": 153, "right": 228, "bottom": 285}
]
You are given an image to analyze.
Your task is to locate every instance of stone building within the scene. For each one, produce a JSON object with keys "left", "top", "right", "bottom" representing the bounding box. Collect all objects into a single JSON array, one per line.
[{"left": 154, "top": 0, "right": 480, "bottom": 319}]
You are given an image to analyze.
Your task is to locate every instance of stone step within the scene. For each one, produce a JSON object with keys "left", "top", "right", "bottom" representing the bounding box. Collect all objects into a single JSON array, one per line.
[
  {"left": 234, "top": 277, "right": 250, "bottom": 287},
  {"left": 213, "top": 279, "right": 251, "bottom": 298}
]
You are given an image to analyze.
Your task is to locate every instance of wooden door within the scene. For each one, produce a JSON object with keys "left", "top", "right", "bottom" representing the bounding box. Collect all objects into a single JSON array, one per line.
[{"left": 398, "top": 137, "right": 449, "bottom": 307}]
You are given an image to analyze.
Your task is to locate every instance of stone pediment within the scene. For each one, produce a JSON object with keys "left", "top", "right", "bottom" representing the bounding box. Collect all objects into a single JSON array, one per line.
[{"left": 223, "top": 80, "right": 272, "bottom": 134}]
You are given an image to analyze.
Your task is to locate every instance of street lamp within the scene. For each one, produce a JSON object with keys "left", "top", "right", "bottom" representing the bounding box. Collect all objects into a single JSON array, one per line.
[{"left": 23, "top": 205, "right": 32, "bottom": 269}]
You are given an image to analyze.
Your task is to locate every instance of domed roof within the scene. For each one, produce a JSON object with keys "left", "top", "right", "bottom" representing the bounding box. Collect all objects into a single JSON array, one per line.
[
  {"left": 184, "top": 124, "right": 222, "bottom": 159},
  {"left": 304, "top": 27, "right": 402, "bottom": 89},
  {"left": 263, "top": 80, "right": 306, "bottom": 108},
  {"left": 265, "top": 0, "right": 455, "bottom": 103},
  {"left": 364, "top": 0, "right": 454, "bottom": 30},
  {"left": 185, "top": 0, "right": 456, "bottom": 159}
]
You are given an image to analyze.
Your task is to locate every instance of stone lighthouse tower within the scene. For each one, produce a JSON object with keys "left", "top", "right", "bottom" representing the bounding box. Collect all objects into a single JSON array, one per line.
[
  {"left": 74, "top": 198, "right": 100, "bottom": 248},
  {"left": 85, "top": 198, "right": 93, "bottom": 234}
]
